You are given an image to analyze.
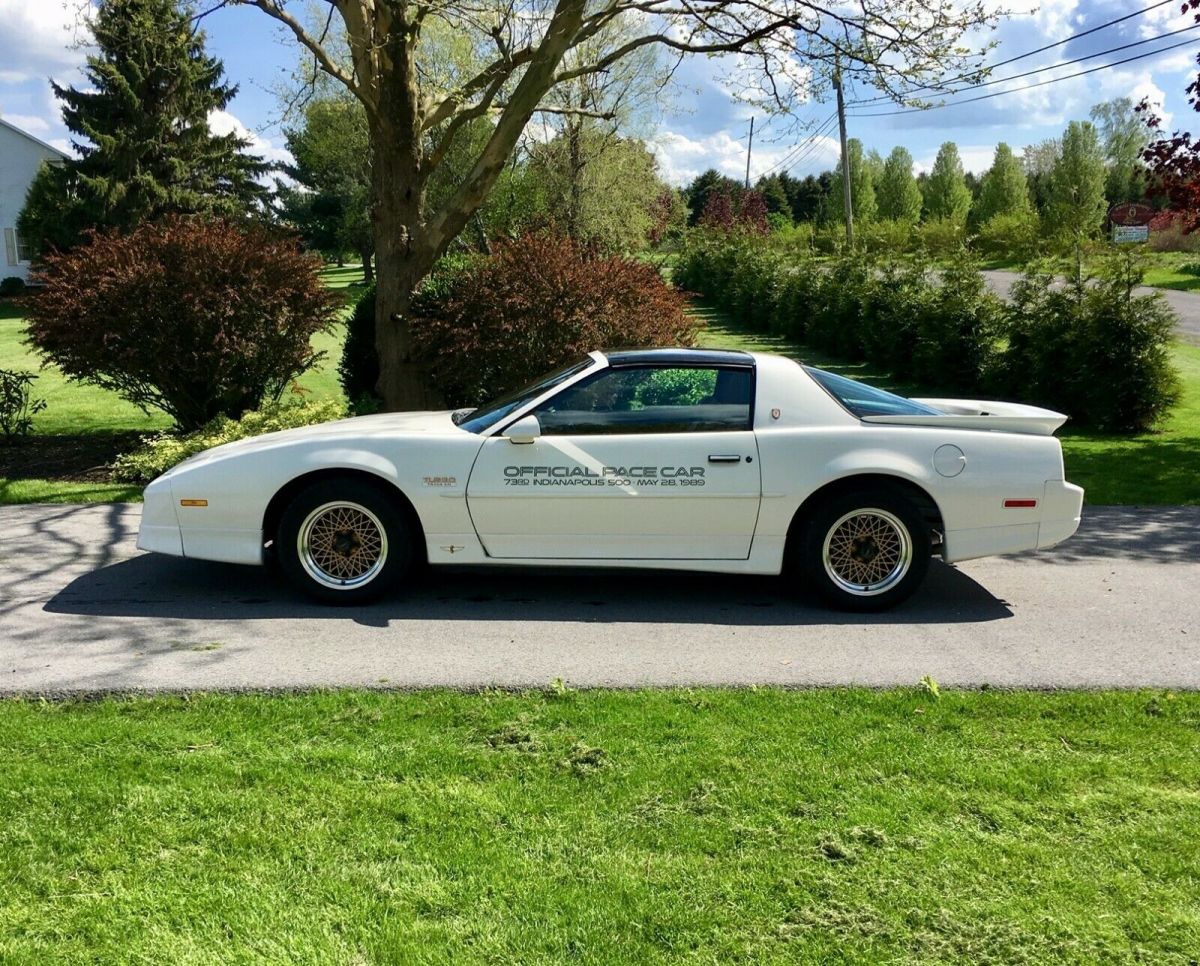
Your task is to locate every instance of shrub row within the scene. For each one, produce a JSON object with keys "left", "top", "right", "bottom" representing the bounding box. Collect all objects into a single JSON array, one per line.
[{"left": 675, "top": 230, "right": 1179, "bottom": 431}]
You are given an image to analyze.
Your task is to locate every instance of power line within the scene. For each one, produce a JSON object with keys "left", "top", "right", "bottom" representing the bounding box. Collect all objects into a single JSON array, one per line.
[
  {"left": 776, "top": 115, "right": 841, "bottom": 177},
  {"left": 847, "top": 35, "right": 1200, "bottom": 118},
  {"left": 853, "top": 22, "right": 1199, "bottom": 106},
  {"left": 851, "top": 0, "right": 1181, "bottom": 107},
  {"left": 756, "top": 112, "right": 838, "bottom": 178}
]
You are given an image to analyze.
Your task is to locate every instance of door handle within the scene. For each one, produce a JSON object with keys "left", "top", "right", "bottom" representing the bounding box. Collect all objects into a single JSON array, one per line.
[{"left": 707, "top": 454, "right": 742, "bottom": 463}]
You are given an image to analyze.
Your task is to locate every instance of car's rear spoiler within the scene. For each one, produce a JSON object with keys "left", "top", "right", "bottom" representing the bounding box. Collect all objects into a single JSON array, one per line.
[{"left": 861, "top": 399, "right": 1068, "bottom": 436}]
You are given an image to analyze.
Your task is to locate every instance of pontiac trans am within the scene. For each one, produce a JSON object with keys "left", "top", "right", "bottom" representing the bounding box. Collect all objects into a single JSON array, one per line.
[{"left": 137, "top": 348, "right": 1084, "bottom": 611}]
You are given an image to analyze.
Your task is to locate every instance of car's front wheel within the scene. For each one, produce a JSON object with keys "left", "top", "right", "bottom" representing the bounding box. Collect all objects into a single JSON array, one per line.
[
  {"left": 276, "top": 478, "right": 413, "bottom": 604},
  {"left": 797, "top": 487, "right": 931, "bottom": 611}
]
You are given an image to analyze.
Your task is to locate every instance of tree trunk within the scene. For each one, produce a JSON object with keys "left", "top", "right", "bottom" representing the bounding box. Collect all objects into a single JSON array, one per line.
[
  {"left": 368, "top": 37, "right": 443, "bottom": 412},
  {"left": 567, "top": 118, "right": 583, "bottom": 241},
  {"left": 360, "top": 245, "right": 374, "bottom": 284}
]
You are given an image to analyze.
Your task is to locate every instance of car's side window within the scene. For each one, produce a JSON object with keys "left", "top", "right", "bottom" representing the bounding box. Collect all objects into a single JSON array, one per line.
[{"left": 533, "top": 365, "right": 752, "bottom": 435}]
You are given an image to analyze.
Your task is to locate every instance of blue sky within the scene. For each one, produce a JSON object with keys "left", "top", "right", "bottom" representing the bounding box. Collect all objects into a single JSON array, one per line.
[{"left": 1, "top": 0, "right": 1198, "bottom": 186}]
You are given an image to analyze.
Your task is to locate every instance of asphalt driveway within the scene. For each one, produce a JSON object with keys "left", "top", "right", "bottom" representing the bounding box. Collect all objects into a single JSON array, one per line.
[
  {"left": 982, "top": 270, "right": 1200, "bottom": 345},
  {"left": 1, "top": 503, "right": 1198, "bottom": 692}
]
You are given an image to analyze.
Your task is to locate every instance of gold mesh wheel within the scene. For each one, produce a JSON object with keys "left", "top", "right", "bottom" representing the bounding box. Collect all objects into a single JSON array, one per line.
[
  {"left": 821, "top": 507, "right": 912, "bottom": 597},
  {"left": 298, "top": 501, "right": 389, "bottom": 590}
]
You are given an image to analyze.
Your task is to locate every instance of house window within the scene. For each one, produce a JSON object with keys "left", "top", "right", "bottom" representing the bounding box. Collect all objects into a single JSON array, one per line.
[{"left": 15, "top": 230, "right": 32, "bottom": 263}]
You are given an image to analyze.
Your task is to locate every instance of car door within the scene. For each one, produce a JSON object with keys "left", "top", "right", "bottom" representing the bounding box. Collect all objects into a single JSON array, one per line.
[{"left": 465, "top": 363, "right": 762, "bottom": 559}]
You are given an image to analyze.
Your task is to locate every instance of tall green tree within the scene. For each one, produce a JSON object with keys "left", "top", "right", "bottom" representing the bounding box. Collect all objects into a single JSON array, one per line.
[
  {"left": 1021, "top": 138, "right": 1061, "bottom": 213},
  {"left": 284, "top": 95, "right": 373, "bottom": 279},
  {"left": 20, "top": 0, "right": 266, "bottom": 254},
  {"left": 685, "top": 170, "right": 742, "bottom": 227},
  {"left": 975, "top": 142, "right": 1031, "bottom": 222},
  {"left": 1089, "top": 97, "right": 1151, "bottom": 205},
  {"left": 755, "top": 173, "right": 792, "bottom": 217},
  {"left": 232, "top": 0, "right": 996, "bottom": 410},
  {"left": 875, "top": 146, "right": 922, "bottom": 223},
  {"left": 922, "top": 142, "right": 972, "bottom": 223},
  {"left": 1050, "top": 121, "right": 1108, "bottom": 240},
  {"left": 780, "top": 172, "right": 831, "bottom": 222},
  {"left": 828, "top": 138, "right": 877, "bottom": 225},
  {"left": 528, "top": 131, "right": 665, "bottom": 251}
]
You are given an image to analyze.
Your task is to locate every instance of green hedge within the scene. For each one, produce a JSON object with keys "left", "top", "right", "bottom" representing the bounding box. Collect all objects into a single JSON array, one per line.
[
  {"left": 112, "top": 399, "right": 346, "bottom": 483},
  {"left": 675, "top": 229, "right": 1179, "bottom": 431}
]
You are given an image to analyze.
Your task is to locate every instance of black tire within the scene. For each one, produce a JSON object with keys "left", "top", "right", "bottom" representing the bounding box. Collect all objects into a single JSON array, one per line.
[
  {"left": 276, "top": 477, "right": 413, "bottom": 604},
  {"left": 796, "top": 487, "right": 931, "bottom": 612}
]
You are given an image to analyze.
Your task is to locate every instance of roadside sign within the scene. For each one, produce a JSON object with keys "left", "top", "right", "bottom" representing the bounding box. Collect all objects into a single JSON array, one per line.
[
  {"left": 1112, "top": 224, "right": 1150, "bottom": 244},
  {"left": 1108, "top": 202, "right": 1154, "bottom": 226},
  {"left": 1108, "top": 202, "right": 1153, "bottom": 245}
]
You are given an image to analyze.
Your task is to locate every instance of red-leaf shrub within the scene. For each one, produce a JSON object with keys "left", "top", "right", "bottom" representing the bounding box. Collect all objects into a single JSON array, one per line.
[
  {"left": 409, "top": 232, "right": 696, "bottom": 406},
  {"left": 26, "top": 217, "right": 341, "bottom": 430}
]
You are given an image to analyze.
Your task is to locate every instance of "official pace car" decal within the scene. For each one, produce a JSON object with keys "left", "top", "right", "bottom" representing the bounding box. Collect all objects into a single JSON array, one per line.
[{"left": 503, "top": 465, "right": 706, "bottom": 487}]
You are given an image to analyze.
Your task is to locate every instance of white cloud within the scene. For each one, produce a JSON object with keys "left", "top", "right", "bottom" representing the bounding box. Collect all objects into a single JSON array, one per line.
[
  {"left": 0, "top": 0, "right": 90, "bottom": 84},
  {"left": 913, "top": 144, "right": 998, "bottom": 176},
  {"left": 207, "top": 108, "right": 292, "bottom": 168},
  {"left": 2, "top": 112, "right": 49, "bottom": 133},
  {"left": 651, "top": 126, "right": 839, "bottom": 185}
]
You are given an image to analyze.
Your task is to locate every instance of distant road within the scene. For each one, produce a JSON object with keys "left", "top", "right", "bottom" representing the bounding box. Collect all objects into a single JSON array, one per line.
[{"left": 982, "top": 270, "right": 1200, "bottom": 346}]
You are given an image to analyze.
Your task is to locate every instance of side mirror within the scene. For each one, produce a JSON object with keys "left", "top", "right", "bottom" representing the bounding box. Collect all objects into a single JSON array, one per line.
[{"left": 502, "top": 414, "right": 541, "bottom": 444}]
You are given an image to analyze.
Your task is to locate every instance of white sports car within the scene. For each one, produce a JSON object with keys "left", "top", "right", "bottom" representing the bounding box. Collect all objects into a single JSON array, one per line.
[{"left": 137, "top": 349, "right": 1083, "bottom": 610}]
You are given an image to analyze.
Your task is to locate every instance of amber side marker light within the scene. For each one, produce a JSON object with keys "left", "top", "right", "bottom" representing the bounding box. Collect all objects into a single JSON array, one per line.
[
  {"left": 179, "top": 499, "right": 208, "bottom": 508},
  {"left": 1003, "top": 499, "right": 1038, "bottom": 508}
]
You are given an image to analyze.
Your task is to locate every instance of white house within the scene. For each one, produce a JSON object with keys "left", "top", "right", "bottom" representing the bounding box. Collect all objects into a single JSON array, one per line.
[{"left": 1, "top": 117, "right": 69, "bottom": 283}]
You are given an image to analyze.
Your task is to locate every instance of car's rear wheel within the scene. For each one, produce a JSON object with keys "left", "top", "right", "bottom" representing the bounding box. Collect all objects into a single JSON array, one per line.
[
  {"left": 277, "top": 478, "right": 412, "bottom": 604},
  {"left": 797, "top": 487, "right": 930, "bottom": 611}
]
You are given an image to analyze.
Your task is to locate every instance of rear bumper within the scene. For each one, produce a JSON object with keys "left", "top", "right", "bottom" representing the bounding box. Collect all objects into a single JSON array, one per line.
[
  {"left": 941, "top": 479, "right": 1084, "bottom": 563},
  {"left": 1037, "top": 480, "right": 1084, "bottom": 550}
]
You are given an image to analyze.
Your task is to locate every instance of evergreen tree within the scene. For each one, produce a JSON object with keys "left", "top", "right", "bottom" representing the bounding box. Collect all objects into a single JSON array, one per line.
[
  {"left": 1050, "top": 120, "right": 1108, "bottom": 240},
  {"left": 875, "top": 146, "right": 922, "bottom": 223},
  {"left": 755, "top": 173, "right": 792, "bottom": 217},
  {"left": 922, "top": 142, "right": 972, "bottom": 223},
  {"left": 19, "top": 0, "right": 266, "bottom": 253},
  {"left": 828, "top": 138, "right": 877, "bottom": 225},
  {"left": 781, "top": 172, "right": 831, "bottom": 223},
  {"left": 685, "top": 169, "right": 741, "bottom": 226},
  {"left": 975, "top": 143, "right": 1031, "bottom": 222}
]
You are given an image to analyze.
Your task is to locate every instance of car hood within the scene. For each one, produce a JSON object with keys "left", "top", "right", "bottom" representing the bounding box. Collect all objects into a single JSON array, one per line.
[{"left": 164, "top": 409, "right": 461, "bottom": 474}]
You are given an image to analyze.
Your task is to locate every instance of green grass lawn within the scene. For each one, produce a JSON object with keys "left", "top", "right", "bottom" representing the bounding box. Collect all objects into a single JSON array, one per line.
[
  {"left": 1130, "top": 251, "right": 1200, "bottom": 293},
  {"left": 695, "top": 304, "right": 1200, "bottom": 506},
  {"left": 2, "top": 688, "right": 1197, "bottom": 963}
]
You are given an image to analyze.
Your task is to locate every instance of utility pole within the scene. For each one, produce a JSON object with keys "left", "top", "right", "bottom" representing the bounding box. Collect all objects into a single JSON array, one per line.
[
  {"left": 744, "top": 116, "right": 754, "bottom": 189},
  {"left": 834, "top": 69, "right": 854, "bottom": 248}
]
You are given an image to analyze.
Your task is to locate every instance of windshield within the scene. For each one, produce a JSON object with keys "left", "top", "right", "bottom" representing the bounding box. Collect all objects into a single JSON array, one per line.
[
  {"left": 804, "top": 367, "right": 942, "bottom": 418},
  {"left": 458, "top": 358, "right": 595, "bottom": 434}
]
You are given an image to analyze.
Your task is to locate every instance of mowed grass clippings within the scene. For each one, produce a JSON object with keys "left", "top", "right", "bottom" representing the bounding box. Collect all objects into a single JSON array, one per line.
[{"left": 2, "top": 688, "right": 1198, "bottom": 963}]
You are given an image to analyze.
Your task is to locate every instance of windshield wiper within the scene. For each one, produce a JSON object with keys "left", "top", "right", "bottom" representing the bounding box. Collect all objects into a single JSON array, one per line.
[{"left": 451, "top": 408, "right": 476, "bottom": 426}]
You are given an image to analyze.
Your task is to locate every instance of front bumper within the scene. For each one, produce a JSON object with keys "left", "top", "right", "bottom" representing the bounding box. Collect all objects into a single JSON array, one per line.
[{"left": 136, "top": 476, "right": 184, "bottom": 556}]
